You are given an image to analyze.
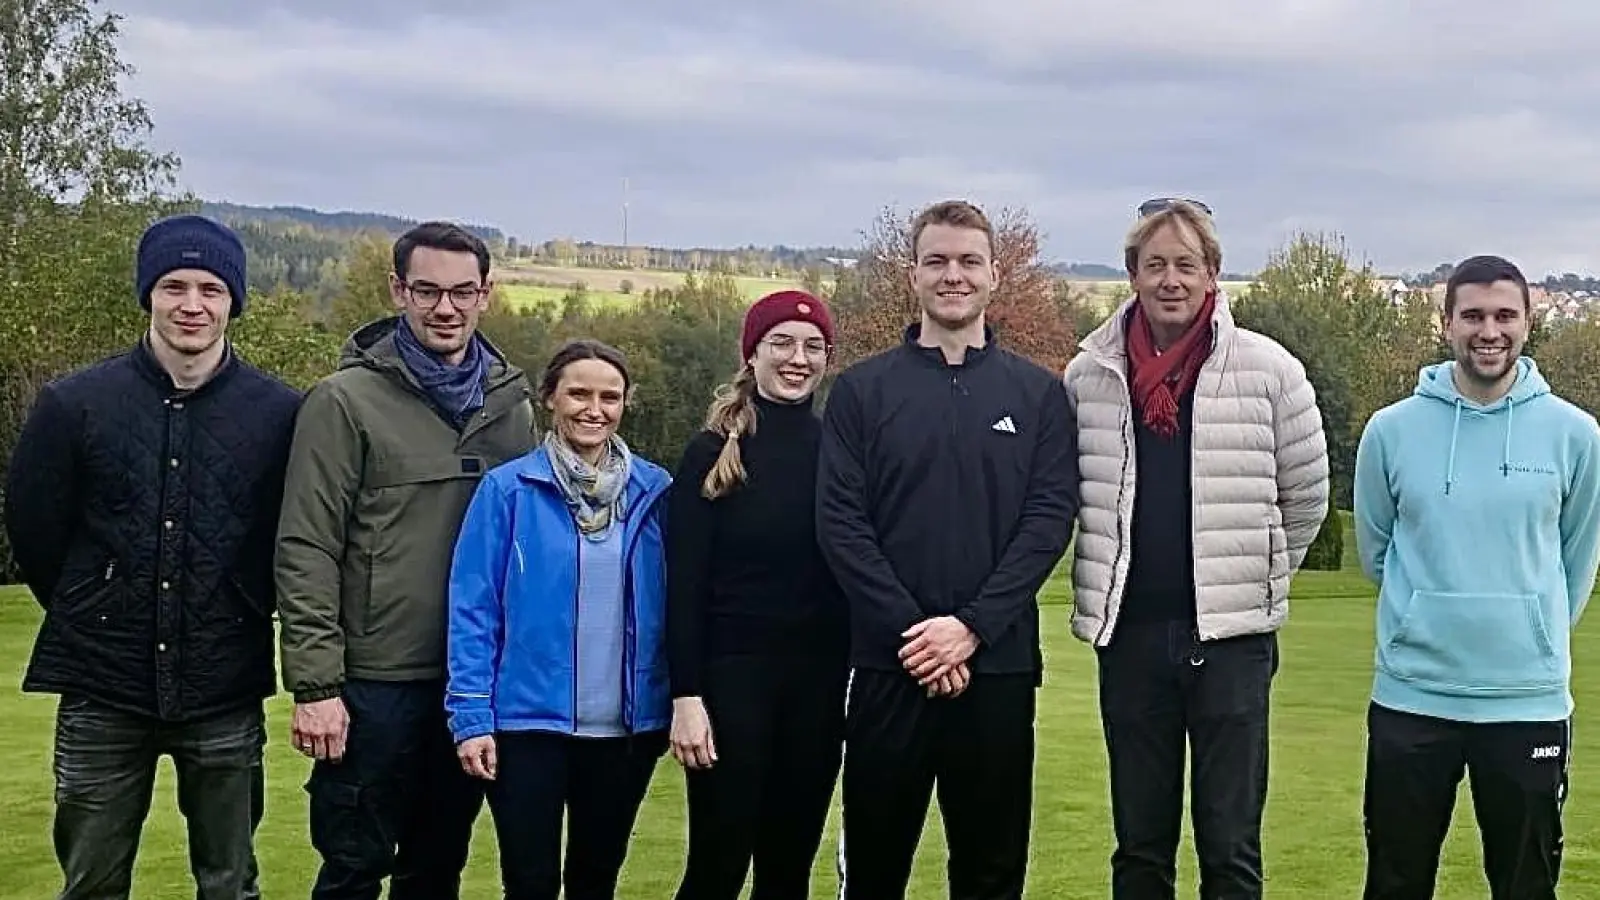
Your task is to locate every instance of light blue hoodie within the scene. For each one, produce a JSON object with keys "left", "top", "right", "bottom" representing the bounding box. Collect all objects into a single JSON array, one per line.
[{"left": 1353, "top": 357, "right": 1600, "bottom": 723}]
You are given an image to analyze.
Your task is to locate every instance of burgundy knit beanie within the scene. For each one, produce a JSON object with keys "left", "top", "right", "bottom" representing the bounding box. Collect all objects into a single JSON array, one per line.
[{"left": 740, "top": 290, "right": 835, "bottom": 361}]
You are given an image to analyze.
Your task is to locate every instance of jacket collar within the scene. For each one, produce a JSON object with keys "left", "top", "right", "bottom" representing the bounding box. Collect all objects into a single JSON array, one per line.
[
  {"left": 1079, "top": 290, "right": 1238, "bottom": 365},
  {"left": 339, "top": 315, "right": 523, "bottom": 397},
  {"left": 513, "top": 443, "right": 671, "bottom": 499},
  {"left": 131, "top": 333, "right": 238, "bottom": 396},
  {"left": 901, "top": 321, "right": 996, "bottom": 368}
]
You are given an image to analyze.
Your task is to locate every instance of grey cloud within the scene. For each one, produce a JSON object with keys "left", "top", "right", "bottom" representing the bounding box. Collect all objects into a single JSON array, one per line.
[
  {"left": 108, "top": 1, "right": 1600, "bottom": 276},
  {"left": 847, "top": 0, "right": 1600, "bottom": 72}
]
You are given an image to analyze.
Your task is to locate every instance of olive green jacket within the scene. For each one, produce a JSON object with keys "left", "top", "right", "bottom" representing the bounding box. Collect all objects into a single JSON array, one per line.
[{"left": 274, "top": 317, "right": 537, "bottom": 702}]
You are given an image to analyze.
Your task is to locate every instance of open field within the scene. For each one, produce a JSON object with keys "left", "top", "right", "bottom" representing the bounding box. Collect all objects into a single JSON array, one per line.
[
  {"left": 495, "top": 263, "right": 807, "bottom": 313},
  {"left": 1, "top": 524, "right": 1594, "bottom": 897},
  {"left": 1069, "top": 278, "right": 1259, "bottom": 311},
  {"left": 490, "top": 264, "right": 1259, "bottom": 318}
]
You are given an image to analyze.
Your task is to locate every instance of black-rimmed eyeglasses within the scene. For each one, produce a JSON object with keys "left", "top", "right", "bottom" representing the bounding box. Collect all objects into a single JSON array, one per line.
[{"left": 402, "top": 281, "right": 486, "bottom": 310}]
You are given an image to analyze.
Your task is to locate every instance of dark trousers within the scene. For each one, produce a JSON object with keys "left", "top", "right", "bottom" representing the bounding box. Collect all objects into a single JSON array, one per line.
[
  {"left": 484, "top": 729, "right": 668, "bottom": 900},
  {"left": 51, "top": 694, "right": 266, "bottom": 900},
  {"left": 675, "top": 654, "right": 847, "bottom": 900},
  {"left": 837, "top": 668, "right": 1037, "bottom": 900},
  {"left": 1362, "top": 702, "right": 1572, "bottom": 900},
  {"left": 307, "top": 678, "right": 485, "bottom": 900},
  {"left": 1096, "top": 621, "right": 1278, "bottom": 900}
]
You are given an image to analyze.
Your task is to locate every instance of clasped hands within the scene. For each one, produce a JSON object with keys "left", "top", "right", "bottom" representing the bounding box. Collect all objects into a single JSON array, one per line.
[{"left": 899, "top": 615, "right": 978, "bottom": 698}]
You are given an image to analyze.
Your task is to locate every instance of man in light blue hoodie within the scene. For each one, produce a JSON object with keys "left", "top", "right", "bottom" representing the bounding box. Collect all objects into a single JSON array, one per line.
[{"left": 1353, "top": 254, "right": 1600, "bottom": 900}]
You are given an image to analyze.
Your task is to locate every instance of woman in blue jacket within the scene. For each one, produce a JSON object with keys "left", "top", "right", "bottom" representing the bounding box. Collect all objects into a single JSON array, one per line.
[{"left": 446, "top": 338, "right": 672, "bottom": 900}]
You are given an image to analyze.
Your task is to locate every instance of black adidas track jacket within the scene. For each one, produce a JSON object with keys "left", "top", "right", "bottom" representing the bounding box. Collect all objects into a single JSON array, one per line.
[{"left": 816, "top": 324, "right": 1080, "bottom": 677}]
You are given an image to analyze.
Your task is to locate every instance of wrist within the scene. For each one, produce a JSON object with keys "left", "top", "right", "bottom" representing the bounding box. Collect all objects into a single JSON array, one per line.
[
  {"left": 952, "top": 611, "right": 983, "bottom": 646},
  {"left": 294, "top": 684, "right": 343, "bottom": 704}
]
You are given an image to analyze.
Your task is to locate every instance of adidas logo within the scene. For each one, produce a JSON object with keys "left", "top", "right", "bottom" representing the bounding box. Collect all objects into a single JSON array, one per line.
[{"left": 992, "top": 415, "right": 1017, "bottom": 434}]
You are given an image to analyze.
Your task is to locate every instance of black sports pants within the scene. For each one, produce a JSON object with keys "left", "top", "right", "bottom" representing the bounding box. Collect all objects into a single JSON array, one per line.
[
  {"left": 485, "top": 729, "right": 668, "bottom": 900},
  {"left": 1096, "top": 621, "right": 1278, "bottom": 899},
  {"left": 1362, "top": 702, "right": 1572, "bottom": 900},
  {"left": 675, "top": 654, "right": 847, "bottom": 900},
  {"left": 837, "top": 668, "right": 1037, "bottom": 900}
]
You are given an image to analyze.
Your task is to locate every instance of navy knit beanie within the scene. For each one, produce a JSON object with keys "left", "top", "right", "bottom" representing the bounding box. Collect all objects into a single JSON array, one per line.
[{"left": 136, "top": 214, "right": 248, "bottom": 317}]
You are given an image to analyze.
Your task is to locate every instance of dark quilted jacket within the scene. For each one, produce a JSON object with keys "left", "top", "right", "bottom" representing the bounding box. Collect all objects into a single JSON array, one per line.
[{"left": 4, "top": 338, "right": 302, "bottom": 722}]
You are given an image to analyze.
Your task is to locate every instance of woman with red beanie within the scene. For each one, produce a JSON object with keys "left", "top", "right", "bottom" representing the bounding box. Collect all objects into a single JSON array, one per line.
[{"left": 665, "top": 290, "right": 850, "bottom": 899}]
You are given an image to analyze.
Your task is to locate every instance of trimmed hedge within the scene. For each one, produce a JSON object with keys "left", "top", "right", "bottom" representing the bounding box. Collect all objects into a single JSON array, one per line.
[{"left": 1302, "top": 507, "right": 1345, "bottom": 571}]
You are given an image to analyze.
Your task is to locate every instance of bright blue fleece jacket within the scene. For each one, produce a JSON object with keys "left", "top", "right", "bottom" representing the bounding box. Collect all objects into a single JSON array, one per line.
[
  {"left": 1354, "top": 357, "right": 1600, "bottom": 723},
  {"left": 444, "top": 445, "right": 673, "bottom": 743}
]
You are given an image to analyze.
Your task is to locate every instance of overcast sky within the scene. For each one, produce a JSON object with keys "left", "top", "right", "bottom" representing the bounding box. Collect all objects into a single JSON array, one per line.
[{"left": 109, "top": 1, "right": 1600, "bottom": 277}]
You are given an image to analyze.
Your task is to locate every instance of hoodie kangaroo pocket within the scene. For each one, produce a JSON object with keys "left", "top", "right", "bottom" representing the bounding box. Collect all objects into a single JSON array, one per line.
[{"left": 1385, "top": 590, "right": 1560, "bottom": 694}]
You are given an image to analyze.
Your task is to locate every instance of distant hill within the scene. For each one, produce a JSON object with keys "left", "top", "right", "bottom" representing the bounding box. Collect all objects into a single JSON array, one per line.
[
  {"left": 199, "top": 200, "right": 1262, "bottom": 281},
  {"left": 200, "top": 201, "right": 505, "bottom": 243},
  {"left": 1050, "top": 262, "right": 1122, "bottom": 279}
]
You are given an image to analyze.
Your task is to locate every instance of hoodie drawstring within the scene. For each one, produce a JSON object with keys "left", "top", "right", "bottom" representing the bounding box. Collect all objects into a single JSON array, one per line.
[
  {"left": 1444, "top": 397, "right": 1516, "bottom": 495},
  {"left": 1503, "top": 399, "right": 1514, "bottom": 477},
  {"left": 1445, "top": 401, "right": 1461, "bottom": 494}
]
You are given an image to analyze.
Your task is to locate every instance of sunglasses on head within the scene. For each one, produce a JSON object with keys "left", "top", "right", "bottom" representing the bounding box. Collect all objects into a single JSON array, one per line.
[{"left": 1138, "top": 197, "right": 1214, "bottom": 218}]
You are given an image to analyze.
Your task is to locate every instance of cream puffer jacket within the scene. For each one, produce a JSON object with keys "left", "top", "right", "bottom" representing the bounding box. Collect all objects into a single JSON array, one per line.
[{"left": 1063, "top": 296, "right": 1330, "bottom": 646}]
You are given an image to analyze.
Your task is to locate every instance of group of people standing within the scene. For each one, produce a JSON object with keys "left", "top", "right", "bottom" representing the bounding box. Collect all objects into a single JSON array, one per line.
[{"left": 5, "top": 194, "right": 1595, "bottom": 900}]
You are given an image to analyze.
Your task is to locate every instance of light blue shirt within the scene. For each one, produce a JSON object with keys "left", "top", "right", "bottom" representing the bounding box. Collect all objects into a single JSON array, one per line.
[{"left": 574, "top": 520, "right": 628, "bottom": 738}]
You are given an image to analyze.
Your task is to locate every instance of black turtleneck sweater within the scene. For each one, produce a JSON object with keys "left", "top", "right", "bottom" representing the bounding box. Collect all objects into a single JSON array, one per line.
[{"left": 665, "top": 392, "right": 849, "bottom": 698}]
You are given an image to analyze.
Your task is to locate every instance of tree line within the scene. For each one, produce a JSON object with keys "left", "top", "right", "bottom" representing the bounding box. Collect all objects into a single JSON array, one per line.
[
  {"left": 10, "top": 0, "right": 1600, "bottom": 584},
  {"left": 208, "top": 201, "right": 867, "bottom": 293},
  {"left": 13, "top": 191, "right": 1594, "bottom": 583}
]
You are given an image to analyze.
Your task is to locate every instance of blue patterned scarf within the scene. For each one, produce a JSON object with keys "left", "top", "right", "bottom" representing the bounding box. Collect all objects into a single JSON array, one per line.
[{"left": 393, "top": 317, "right": 489, "bottom": 427}]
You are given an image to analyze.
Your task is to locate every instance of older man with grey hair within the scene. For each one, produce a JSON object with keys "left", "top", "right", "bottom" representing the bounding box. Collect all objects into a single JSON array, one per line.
[{"left": 1064, "top": 198, "right": 1329, "bottom": 899}]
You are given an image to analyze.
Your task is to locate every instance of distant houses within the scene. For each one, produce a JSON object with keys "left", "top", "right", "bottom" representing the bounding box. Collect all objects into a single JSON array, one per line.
[
  {"left": 1373, "top": 278, "right": 1413, "bottom": 305},
  {"left": 1373, "top": 276, "right": 1596, "bottom": 324}
]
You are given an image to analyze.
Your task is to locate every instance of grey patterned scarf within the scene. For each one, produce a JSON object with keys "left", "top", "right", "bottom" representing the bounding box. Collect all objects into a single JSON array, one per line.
[{"left": 544, "top": 429, "right": 632, "bottom": 535}]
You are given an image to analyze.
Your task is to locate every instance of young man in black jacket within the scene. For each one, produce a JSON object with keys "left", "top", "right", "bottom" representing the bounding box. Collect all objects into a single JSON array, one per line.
[
  {"left": 4, "top": 215, "right": 301, "bottom": 900},
  {"left": 817, "top": 199, "right": 1080, "bottom": 899}
]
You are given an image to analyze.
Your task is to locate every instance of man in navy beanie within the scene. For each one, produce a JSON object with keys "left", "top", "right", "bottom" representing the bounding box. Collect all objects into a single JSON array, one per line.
[
  {"left": 4, "top": 213, "right": 300, "bottom": 899},
  {"left": 136, "top": 213, "right": 251, "bottom": 318}
]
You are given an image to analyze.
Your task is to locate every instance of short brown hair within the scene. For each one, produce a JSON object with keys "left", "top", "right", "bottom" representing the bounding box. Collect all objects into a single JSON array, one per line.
[
  {"left": 1123, "top": 200, "right": 1222, "bottom": 274},
  {"left": 910, "top": 200, "right": 995, "bottom": 259}
]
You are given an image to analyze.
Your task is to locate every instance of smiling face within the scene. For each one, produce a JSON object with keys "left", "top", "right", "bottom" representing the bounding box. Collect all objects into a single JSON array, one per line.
[
  {"left": 909, "top": 223, "right": 998, "bottom": 331},
  {"left": 1129, "top": 220, "right": 1217, "bottom": 347},
  {"left": 545, "top": 358, "right": 628, "bottom": 461},
  {"left": 749, "top": 320, "right": 827, "bottom": 403},
  {"left": 390, "top": 246, "right": 489, "bottom": 363},
  {"left": 1444, "top": 279, "right": 1529, "bottom": 401},
  {"left": 148, "top": 267, "right": 232, "bottom": 356}
]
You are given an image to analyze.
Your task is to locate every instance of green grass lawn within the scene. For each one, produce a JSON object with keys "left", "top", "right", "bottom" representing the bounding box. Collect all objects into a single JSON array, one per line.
[{"left": 1, "top": 548, "right": 1596, "bottom": 897}]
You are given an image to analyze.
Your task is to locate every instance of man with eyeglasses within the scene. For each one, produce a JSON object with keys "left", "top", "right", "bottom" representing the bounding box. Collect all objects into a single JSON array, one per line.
[{"left": 275, "top": 221, "right": 538, "bottom": 899}]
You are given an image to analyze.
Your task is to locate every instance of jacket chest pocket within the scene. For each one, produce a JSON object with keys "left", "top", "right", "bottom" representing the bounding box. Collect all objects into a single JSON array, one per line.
[
  {"left": 362, "top": 453, "right": 489, "bottom": 575},
  {"left": 368, "top": 453, "right": 487, "bottom": 490},
  {"left": 358, "top": 453, "right": 491, "bottom": 639}
]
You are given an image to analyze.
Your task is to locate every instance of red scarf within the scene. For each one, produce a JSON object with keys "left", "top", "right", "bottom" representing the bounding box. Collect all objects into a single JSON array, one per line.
[{"left": 1126, "top": 291, "right": 1217, "bottom": 439}]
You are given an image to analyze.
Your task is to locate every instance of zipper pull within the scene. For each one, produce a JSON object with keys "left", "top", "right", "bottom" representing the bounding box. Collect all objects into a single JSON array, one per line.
[{"left": 104, "top": 560, "right": 116, "bottom": 580}]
